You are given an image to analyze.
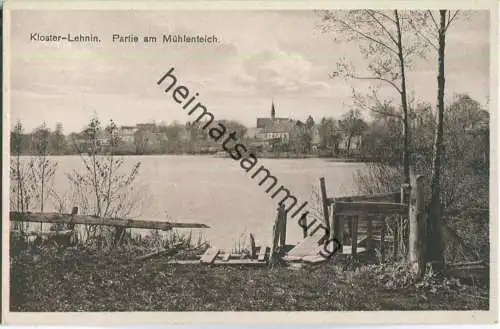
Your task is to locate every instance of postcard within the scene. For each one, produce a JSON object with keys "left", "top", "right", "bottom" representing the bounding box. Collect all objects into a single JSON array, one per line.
[{"left": 2, "top": 0, "right": 498, "bottom": 325}]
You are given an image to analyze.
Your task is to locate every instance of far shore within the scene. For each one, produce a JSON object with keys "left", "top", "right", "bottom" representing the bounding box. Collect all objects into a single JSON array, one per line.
[{"left": 12, "top": 152, "right": 370, "bottom": 162}]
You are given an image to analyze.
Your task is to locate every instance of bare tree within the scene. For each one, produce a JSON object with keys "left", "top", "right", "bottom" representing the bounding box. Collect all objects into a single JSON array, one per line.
[
  {"left": 408, "top": 10, "right": 461, "bottom": 272},
  {"left": 29, "top": 123, "right": 58, "bottom": 231},
  {"left": 317, "top": 10, "right": 429, "bottom": 184},
  {"left": 67, "top": 117, "right": 142, "bottom": 248}
]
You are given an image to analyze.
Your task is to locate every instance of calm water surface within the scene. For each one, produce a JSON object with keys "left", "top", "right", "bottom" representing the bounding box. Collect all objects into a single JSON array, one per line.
[{"left": 45, "top": 155, "right": 365, "bottom": 250}]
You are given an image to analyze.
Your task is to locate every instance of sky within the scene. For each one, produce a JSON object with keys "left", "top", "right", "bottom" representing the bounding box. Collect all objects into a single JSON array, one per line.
[{"left": 9, "top": 9, "right": 490, "bottom": 133}]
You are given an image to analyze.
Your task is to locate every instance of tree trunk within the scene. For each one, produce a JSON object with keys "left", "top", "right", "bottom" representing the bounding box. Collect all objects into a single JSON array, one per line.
[
  {"left": 426, "top": 10, "right": 447, "bottom": 273},
  {"left": 394, "top": 10, "right": 411, "bottom": 185},
  {"left": 346, "top": 135, "right": 352, "bottom": 157}
]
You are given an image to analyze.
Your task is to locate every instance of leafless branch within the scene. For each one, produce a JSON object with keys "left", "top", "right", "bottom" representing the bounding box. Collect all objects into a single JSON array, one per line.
[
  {"left": 331, "top": 17, "right": 399, "bottom": 56},
  {"left": 445, "top": 10, "right": 460, "bottom": 31},
  {"left": 427, "top": 10, "right": 439, "bottom": 30},
  {"left": 410, "top": 24, "right": 439, "bottom": 51},
  {"left": 351, "top": 74, "right": 402, "bottom": 94},
  {"left": 371, "top": 10, "right": 397, "bottom": 24},
  {"left": 366, "top": 10, "right": 399, "bottom": 47}
]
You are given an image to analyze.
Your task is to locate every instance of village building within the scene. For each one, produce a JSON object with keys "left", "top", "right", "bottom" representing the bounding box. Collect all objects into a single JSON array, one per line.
[
  {"left": 119, "top": 125, "right": 138, "bottom": 143},
  {"left": 249, "top": 101, "right": 296, "bottom": 148}
]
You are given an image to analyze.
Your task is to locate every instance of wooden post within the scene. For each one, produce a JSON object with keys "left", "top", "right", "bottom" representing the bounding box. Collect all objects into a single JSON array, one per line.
[
  {"left": 351, "top": 215, "right": 359, "bottom": 258},
  {"left": 270, "top": 205, "right": 284, "bottom": 267},
  {"left": 319, "top": 177, "right": 330, "bottom": 234},
  {"left": 367, "top": 215, "right": 373, "bottom": 250},
  {"left": 409, "top": 175, "right": 425, "bottom": 276},
  {"left": 347, "top": 216, "right": 353, "bottom": 239},
  {"left": 380, "top": 218, "right": 386, "bottom": 263},
  {"left": 278, "top": 205, "right": 287, "bottom": 249},
  {"left": 330, "top": 202, "right": 342, "bottom": 255},
  {"left": 337, "top": 215, "right": 344, "bottom": 254}
]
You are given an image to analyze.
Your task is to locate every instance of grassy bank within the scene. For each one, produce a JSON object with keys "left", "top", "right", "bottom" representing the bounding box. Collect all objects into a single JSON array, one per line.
[{"left": 10, "top": 246, "right": 488, "bottom": 312}]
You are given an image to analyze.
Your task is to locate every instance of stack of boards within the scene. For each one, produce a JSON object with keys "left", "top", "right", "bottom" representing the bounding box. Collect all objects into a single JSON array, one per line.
[{"left": 167, "top": 246, "right": 270, "bottom": 266}]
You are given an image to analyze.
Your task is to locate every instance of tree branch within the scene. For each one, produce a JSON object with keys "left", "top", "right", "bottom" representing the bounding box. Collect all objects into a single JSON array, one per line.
[
  {"left": 332, "top": 17, "right": 399, "bottom": 56},
  {"left": 445, "top": 10, "right": 460, "bottom": 31},
  {"left": 350, "top": 74, "right": 402, "bottom": 94},
  {"left": 410, "top": 24, "right": 439, "bottom": 51},
  {"left": 366, "top": 10, "right": 399, "bottom": 47},
  {"left": 352, "top": 89, "right": 403, "bottom": 120},
  {"left": 428, "top": 10, "right": 439, "bottom": 30},
  {"left": 371, "top": 10, "right": 397, "bottom": 24}
]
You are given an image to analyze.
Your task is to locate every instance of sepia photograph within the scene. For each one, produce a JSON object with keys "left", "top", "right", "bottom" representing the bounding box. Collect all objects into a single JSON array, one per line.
[{"left": 2, "top": 0, "right": 498, "bottom": 325}]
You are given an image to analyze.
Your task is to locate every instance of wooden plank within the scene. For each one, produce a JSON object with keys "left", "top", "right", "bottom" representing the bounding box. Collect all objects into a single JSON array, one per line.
[
  {"left": 302, "top": 254, "right": 327, "bottom": 264},
  {"left": 351, "top": 215, "right": 359, "bottom": 258},
  {"left": 258, "top": 246, "right": 269, "bottom": 262},
  {"left": 287, "top": 229, "right": 324, "bottom": 258},
  {"left": 169, "top": 259, "right": 267, "bottom": 266},
  {"left": 335, "top": 202, "right": 408, "bottom": 216},
  {"left": 333, "top": 191, "right": 400, "bottom": 203},
  {"left": 10, "top": 212, "right": 209, "bottom": 231},
  {"left": 319, "top": 177, "right": 330, "bottom": 233},
  {"left": 249, "top": 233, "right": 257, "bottom": 258},
  {"left": 200, "top": 248, "right": 219, "bottom": 264}
]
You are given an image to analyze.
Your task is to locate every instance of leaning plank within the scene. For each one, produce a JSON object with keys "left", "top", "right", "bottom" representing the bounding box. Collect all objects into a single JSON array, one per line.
[
  {"left": 10, "top": 212, "right": 209, "bottom": 231},
  {"left": 200, "top": 247, "right": 220, "bottom": 264},
  {"left": 335, "top": 202, "right": 408, "bottom": 215},
  {"left": 301, "top": 254, "right": 327, "bottom": 264}
]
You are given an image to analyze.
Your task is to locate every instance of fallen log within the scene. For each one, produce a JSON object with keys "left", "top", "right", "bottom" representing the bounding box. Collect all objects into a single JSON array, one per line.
[{"left": 10, "top": 212, "right": 210, "bottom": 231}]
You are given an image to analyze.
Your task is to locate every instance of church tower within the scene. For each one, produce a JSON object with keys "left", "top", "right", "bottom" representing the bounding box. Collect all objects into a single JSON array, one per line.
[{"left": 271, "top": 100, "right": 276, "bottom": 119}]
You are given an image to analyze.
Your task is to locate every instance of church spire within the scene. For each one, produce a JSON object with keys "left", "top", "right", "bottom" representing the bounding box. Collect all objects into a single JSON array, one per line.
[{"left": 271, "top": 100, "right": 276, "bottom": 119}]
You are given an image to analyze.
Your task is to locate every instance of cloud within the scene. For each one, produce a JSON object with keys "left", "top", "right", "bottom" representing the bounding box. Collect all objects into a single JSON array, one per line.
[{"left": 227, "top": 50, "right": 331, "bottom": 97}]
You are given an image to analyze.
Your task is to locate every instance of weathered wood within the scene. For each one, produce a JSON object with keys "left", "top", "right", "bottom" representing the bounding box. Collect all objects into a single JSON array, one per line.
[
  {"left": 319, "top": 177, "right": 330, "bottom": 233},
  {"left": 286, "top": 229, "right": 324, "bottom": 258},
  {"left": 222, "top": 252, "right": 231, "bottom": 261},
  {"left": 278, "top": 209, "right": 287, "bottom": 249},
  {"left": 367, "top": 216, "right": 373, "bottom": 240},
  {"left": 408, "top": 175, "right": 425, "bottom": 276},
  {"left": 330, "top": 202, "right": 338, "bottom": 245},
  {"left": 258, "top": 246, "right": 269, "bottom": 262},
  {"left": 330, "top": 191, "right": 400, "bottom": 203},
  {"left": 334, "top": 202, "right": 408, "bottom": 216},
  {"left": 249, "top": 233, "right": 257, "bottom": 258},
  {"left": 337, "top": 215, "right": 344, "bottom": 254},
  {"left": 380, "top": 220, "right": 386, "bottom": 263},
  {"left": 200, "top": 247, "right": 219, "bottom": 264},
  {"left": 10, "top": 212, "right": 209, "bottom": 231},
  {"left": 351, "top": 215, "right": 359, "bottom": 258},
  {"left": 270, "top": 206, "right": 285, "bottom": 266},
  {"left": 168, "top": 259, "right": 268, "bottom": 266}
]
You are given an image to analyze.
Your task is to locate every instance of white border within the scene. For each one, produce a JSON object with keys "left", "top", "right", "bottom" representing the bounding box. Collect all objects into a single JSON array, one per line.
[{"left": 2, "top": 0, "right": 498, "bottom": 325}]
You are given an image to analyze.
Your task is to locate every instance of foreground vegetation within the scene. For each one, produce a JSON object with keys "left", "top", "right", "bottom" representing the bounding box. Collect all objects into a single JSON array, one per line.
[{"left": 10, "top": 244, "right": 488, "bottom": 312}]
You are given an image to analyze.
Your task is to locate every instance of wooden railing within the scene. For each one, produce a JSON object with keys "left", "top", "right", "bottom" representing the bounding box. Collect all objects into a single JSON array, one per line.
[
  {"left": 319, "top": 175, "right": 419, "bottom": 267},
  {"left": 10, "top": 211, "right": 210, "bottom": 231}
]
